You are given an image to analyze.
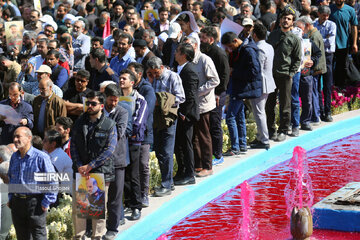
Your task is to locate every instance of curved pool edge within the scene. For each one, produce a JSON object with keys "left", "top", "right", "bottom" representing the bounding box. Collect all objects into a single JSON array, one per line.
[{"left": 116, "top": 113, "right": 360, "bottom": 240}]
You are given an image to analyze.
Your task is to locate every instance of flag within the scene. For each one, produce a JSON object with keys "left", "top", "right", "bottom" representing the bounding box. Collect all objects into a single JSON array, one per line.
[{"left": 103, "top": 17, "right": 111, "bottom": 56}]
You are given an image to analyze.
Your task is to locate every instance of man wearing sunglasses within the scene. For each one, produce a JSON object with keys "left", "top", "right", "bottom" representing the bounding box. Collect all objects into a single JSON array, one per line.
[{"left": 70, "top": 90, "right": 117, "bottom": 239}]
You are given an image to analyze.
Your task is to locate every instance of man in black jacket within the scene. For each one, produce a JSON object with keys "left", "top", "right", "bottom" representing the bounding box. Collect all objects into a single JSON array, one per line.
[
  {"left": 70, "top": 91, "right": 117, "bottom": 239},
  {"left": 173, "top": 43, "right": 200, "bottom": 185},
  {"left": 200, "top": 26, "right": 230, "bottom": 165},
  {"left": 102, "top": 84, "right": 129, "bottom": 240}
]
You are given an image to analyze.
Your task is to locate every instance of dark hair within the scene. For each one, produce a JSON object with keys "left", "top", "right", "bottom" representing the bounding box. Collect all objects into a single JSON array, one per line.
[
  {"left": 177, "top": 43, "right": 195, "bottom": 62},
  {"left": 260, "top": 0, "right": 271, "bottom": 11},
  {"left": 158, "top": 6, "right": 168, "bottom": 14},
  {"left": 125, "top": 5, "right": 136, "bottom": 12},
  {"left": 280, "top": 5, "right": 296, "bottom": 20},
  {"left": 8, "top": 82, "right": 23, "bottom": 92},
  {"left": 31, "top": 9, "right": 41, "bottom": 17},
  {"left": 76, "top": 69, "right": 91, "bottom": 80},
  {"left": 86, "top": 91, "right": 105, "bottom": 104},
  {"left": 193, "top": 1, "right": 203, "bottom": 9},
  {"left": 177, "top": 13, "right": 190, "bottom": 23},
  {"left": 47, "top": 49, "right": 60, "bottom": 59},
  {"left": 104, "top": 84, "right": 121, "bottom": 97},
  {"left": 119, "top": 33, "right": 133, "bottom": 44},
  {"left": 59, "top": 34, "right": 71, "bottom": 45},
  {"left": 221, "top": 31, "right": 238, "bottom": 45},
  {"left": 120, "top": 69, "right": 137, "bottom": 83},
  {"left": 45, "top": 129, "right": 62, "bottom": 148},
  {"left": 114, "top": 0, "right": 125, "bottom": 8},
  {"left": 90, "top": 48, "right": 107, "bottom": 63},
  {"left": 55, "top": 116, "right": 73, "bottom": 129},
  {"left": 253, "top": 23, "right": 267, "bottom": 40},
  {"left": 128, "top": 62, "right": 144, "bottom": 74},
  {"left": 32, "top": 135, "right": 43, "bottom": 150},
  {"left": 49, "top": 39, "right": 60, "bottom": 49},
  {"left": 91, "top": 36, "right": 104, "bottom": 45},
  {"left": 201, "top": 26, "right": 218, "bottom": 40},
  {"left": 86, "top": 2, "right": 96, "bottom": 12}
]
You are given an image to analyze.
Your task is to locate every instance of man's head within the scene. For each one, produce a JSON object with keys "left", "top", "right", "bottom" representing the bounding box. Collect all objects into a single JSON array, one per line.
[
  {"left": 36, "top": 64, "right": 52, "bottom": 81},
  {"left": 13, "top": 127, "right": 33, "bottom": 151},
  {"left": 192, "top": 2, "right": 204, "bottom": 20},
  {"left": 104, "top": 84, "right": 121, "bottom": 112},
  {"left": 175, "top": 42, "right": 195, "bottom": 65},
  {"left": 91, "top": 36, "right": 104, "bottom": 50},
  {"left": 46, "top": 49, "right": 60, "bottom": 68},
  {"left": 133, "top": 39, "right": 148, "bottom": 58},
  {"left": 119, "top": 69, "right": 137, "bottom": 91},
  {"left": 241, "top": 18, "right": 254, "bottom": 37},
  {"left": 117, "top": 33, "right": 133, "bottom": 57},
  {"left": 0, "top": 55, "right": 10, "bottom": 71},
  {"left": 37, "top": 38, "right": 49, "bottom": 58},
  {"left": 8, "top": 82, "right": 22, "bottom": 105},
  {"left": 200, "top": 26, "right": 218, "bottom": 52},
  {"left": 183, "top": 36, "right": 198, "bottom": 53},
  {"left": 73, "top": 20, "right": 85, "bottom": 38},
  {"left": 126, "top": 13, "right": 139, "bottom": 28},
  {"left": 23, "top": 31, "right": 37, "bottom": 48},
  {"left": 55, "top": 117, "right": 73, "bottom": 142},
  {"left": 186, "top": 0, "right": 195, "bottom": 10},
  {"left": 44, "top": 24, "right": 55, "bottom": 39},
  {"left": 48, "top": 39, "right": 60, "bottom": 51},
  {"left": 125, "top": 5, "right": 136, "bottom": 18},
  {"left": 280, "top": 7, "right": 296, "bottom": 31},
  {"left": 38, "top": 77, "right": 54, "bottom": 98},
  {"left": 86, "top": 178, "right": 98, "bottom": 194},
  {"left": 43, "top": 129, "right": 62, "bottom": 153},
  {"left": 159, "top": 7, "right": 169, "bottom": 23},
  {"left": 123, "top": 24, "right": 135, "bottom": 36},
  {"left": 241, "top": 3, "right": 254, "bottom": 18},
  {"left": 85, "top": 91, "right": 105, "bottom": 116},
  {"left": 296, "top": 15, "right": 313, "bottom": 34},
  {"left": 74, "top": 69, "right": 90, "bottom": 92},
  {"left": 168, "top": 22, "right": 183, "bottom": 41},
  {"left": 317, "top": 5, "right": 330, "bottom": 24},
  {"left": 57, "top": 4, "right": 67, "bottom": 20},
  {"left": 128, "top": 62, "right": 144, "bottom": 84},
  {"left": 114, "top": 0, "right": 125, "bottom": 16},
  {"left": 252, "top": 22, "right": 267, "bottom": 42},
  {"left": 30, "top": 10, "right": 40, "bottom": 24},
  {"left": 221, "top": 31, "right": 242, "bottom": 51},
  {"left": 146, "top": 56, "right": 164, "bottom": 79},
  {"left": 89, "top": 48, "right": 107, "bottom": 69}
]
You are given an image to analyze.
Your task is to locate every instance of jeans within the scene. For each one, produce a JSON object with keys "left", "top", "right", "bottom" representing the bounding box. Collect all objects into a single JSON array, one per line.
[
  {"left": 291, "top": 72, "right": 301, "bottom": 128},
  {"left": 226, "top": 97, "right": 246, "bottom": 151},
  {"left": 299, "top": 75, "right": 314, "bottom": 125},
  {"left": 320, "top": 53, "right": 334, "bottom": 116},
  {"left": 153, "top": 119, "right": 177, "bottom": 189},
  {"left": 210, "top": 91, "right": 226, "bottom": 159},
  {"left": 312, "top": 75, "right": 320, "bottom": 122}
]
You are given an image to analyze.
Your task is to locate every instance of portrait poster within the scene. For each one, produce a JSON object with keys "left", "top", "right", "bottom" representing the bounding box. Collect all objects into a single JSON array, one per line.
[
  {"left": 75, "top": 173, "right": 106, "bottom": 219},
  {"left": 141, "top": 9, "right": 159, "bottom": 22},
  {"left": 34, "top": 0, "right": 42, "bottom": 16},
  {"left": 301, "top": 39, "right": 312, "bottom": 69},
  {"left": 5, "top": 21, "right": 24, "bottom": 53}
]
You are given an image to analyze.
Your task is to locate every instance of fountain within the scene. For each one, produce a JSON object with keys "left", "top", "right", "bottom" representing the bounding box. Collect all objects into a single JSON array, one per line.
[{"left": 237, "top": 181, "right": 256, "bottom": 240}]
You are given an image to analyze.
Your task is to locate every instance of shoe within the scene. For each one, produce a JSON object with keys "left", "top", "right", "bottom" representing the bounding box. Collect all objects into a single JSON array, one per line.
[
  {"left": 323, "top": 115, "right": 333, "bottom": 122},
  {"left": 311, "top": 118, "right": 321, "bottom": 126},
  {"left": 250, "top": 141, "right": 270, "bottom": 150},
  {"left": 84, "top": 229, "right": 92, "bottom": 238},
  {"left": 124, "top": 207, "right": 132, "bottom": 214},
  {"left": 212, "top": 156, "right": 224, "bottom": 166},
  {"left": 240, "top": 146, "right": 248, "bottom": 153},
  {"left": 195, "top": 169, "right": 213, "bottom": 177},
  {"left": 171, "top": 183, "right": 175, "bottom": 191},
  {"left": 174, "top": 176, "right": 196, "bottom": 185},
  {"left": 154, "top": 186, "right": 171, "bottom": 197},
  {"left": 290, "top": 127, "right": 299, "bottom": 137},
  {"left": 195, "top": 168, "right": 202, "bottom": 173},
  {"left": 129, "top": 209, "right": 141, "bottom": 221},
  {"left": 141, "top": 196, "right": 149, "bottom": 208},
  {"left": 301, "top": 124, "right": 313, "bottom": 131},
  {"left": 102, "top": 231, "right": 118, "bottom": 240},
  {"left": 119, "top": 218, "right": 125, "bottom": 225},
  {"left": 269, "top": 132, "right": 278, "bottom": 141},
  {"left": 223, "top": 149, "right": 240, "bottom": 156},
  {"left": 275, "top": 133, "right": 286, "bottom": 142}
]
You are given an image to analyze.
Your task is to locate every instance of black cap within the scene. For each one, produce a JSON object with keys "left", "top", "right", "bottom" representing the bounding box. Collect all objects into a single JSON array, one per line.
[
  {"left": 110, "top": 21, "right": 118, "bottom": 28},
  {"left": 133, "top": 39, "right": 147, "bottom": 47}
]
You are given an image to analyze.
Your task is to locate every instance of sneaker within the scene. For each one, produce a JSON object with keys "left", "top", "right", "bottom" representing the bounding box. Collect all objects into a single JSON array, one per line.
[
  {"left": 142, "top": 195, "right": 149, "bottom": 208},
  {"left": 212, "top": 156, "right": 224, "bottom": 166},
  {"left": 240, "top": 146, "right": 248, "bottom": 153},
  {"left": 102, "top": 231, "right": 118, "bottom": 240},
  {"left": 223, "top": 149, "right": 240, "bottom": 156},
  {"left": 275, "top": 133, "right": 286, "bottom": 142},
  {"left": 323, "top": 115, "right": 333, "bottom": 122},
  {"left": 301, "top": 124, "right": 313, "bottom": 131},
  {"left": 290, "top": 127, "right": 299, "bottom": 137}
]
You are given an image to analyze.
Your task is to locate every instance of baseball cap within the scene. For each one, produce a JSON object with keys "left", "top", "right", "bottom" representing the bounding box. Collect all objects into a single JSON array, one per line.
[
  {"left": 168, "top": 22, "right": 182, "bottom": 39},
  {"left": 242, "top": 18, "right": 254, "bottom": 27},
  {"left": 36, "top": 65, "right": 52, "bottom": 74}
]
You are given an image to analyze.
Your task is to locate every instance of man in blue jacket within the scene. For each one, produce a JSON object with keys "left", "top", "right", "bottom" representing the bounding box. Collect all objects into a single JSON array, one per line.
[{"left": 221, "top": 32, "right": 262, "bottom": 156}]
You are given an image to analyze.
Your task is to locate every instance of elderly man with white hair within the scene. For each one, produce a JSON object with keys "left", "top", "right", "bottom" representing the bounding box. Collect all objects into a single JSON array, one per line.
[{"left": 72, "top": 20, "right": 91, "bottom": 72}]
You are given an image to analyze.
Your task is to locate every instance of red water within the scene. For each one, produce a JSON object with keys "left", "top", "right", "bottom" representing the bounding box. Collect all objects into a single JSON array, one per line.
[{"left": 164, "top": 133, "right": 360, "bottom": 240}]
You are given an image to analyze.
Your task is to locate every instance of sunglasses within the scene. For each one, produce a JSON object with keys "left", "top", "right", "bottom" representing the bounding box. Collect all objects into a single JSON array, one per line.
[
  {"left": 86, "top": 101, "right": 100, "bottom": 106},
  {"left": 75, "top": 78, "right": 88, "bottom": 83}
]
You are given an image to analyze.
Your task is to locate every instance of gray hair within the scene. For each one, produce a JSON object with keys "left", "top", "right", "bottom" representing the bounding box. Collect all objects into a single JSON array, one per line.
[
  {"left": 270, "top": 1, "right": 276, "bottom": 8},
  {"left": 0, "top": 162, "right": 10, "bottom": 176},
  {"left": 297, "top": 16, "right": 313, "bottom": 25},
  {"left": 0, "top": 145, "right": 12, "bottom": 163},
  {"left": 147, "top": 56, "right": 163, "bottom": 69},
  {"left": 75, "top": 20, "right": 85, "bottom": 29},
  {"left": 99, "top": 81, "right": 116, "bottom": 90},
  {"left": 242, "top": 3, "right": 254, "bottom": 13},
  {"left": 184, "top": 36, "right": 197, "bottom": 45},
  {"left": 24, "top": 30, "right": 37, "bottom": 40},
  {"left": 318, "top": 5, "right": 331, "bottom": 15}
]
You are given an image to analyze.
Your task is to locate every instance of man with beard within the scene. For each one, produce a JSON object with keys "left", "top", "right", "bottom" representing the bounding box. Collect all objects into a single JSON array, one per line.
[
  {"left": 109, "top": 33, "right": 135, "bottom": 75},
  {"left": 112, "top": 0, "right": 126, "bottom": 23},
  {"left": 71, "top": 90, "right": 117, "bottom": 239},
  {"left": 46, "top": 49, "right": 69, "bottom": 90},
  {"left": 20, "top": 31, "right": 37, "bottom": 58},
  {"left": 330, "top": 0, "right": 358, "bottom": 87},
  {"left": 0, "top": 55, "right": 21, "bottom": 98},
  {"left": 200, "top": 26, "right": 230, "bottom": 165},
  {"left": 55, "top": 3, "right": 68, "bottom": 27},
  {"left": 55, "top": 116, "right": 73, "bottom": 157},
  {"left": 72, "top": 20, "right": 91, "bottom": 72},
  {"left": 24, "top": 10, "right": 42, "bottom": 34},
  {"left": 28, "top": 38, "right": 49, "bottom": 78},
  {"left": 266, "top": 8, "right": 302, "bottom": 142},
  {"left": 33, "top": 77, "right": 67, "bottom": 137}
]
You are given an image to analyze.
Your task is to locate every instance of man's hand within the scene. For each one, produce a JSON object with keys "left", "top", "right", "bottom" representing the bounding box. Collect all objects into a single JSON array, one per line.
[
  {"left": 304, "top": 60, "right": 314, "bottom": 68},
  {"left": 19, "top": 118, "right": 28, "bottom": 125},
  {"left": 12, "top": 46, "right": 20, "bottom": 56},
  {"left": 68, "top": 43, "right": 74, "bottom": 55},
  {"left": 42, "top": 206, "right": 48, "bottom": 212},
  {"left": 78, "top": 164, "right": 93, "bottom": 178},
  {"left": 352, "top": 44, "right": 358, "bottom": 54},
  {"left": 215, "top": 95, "right": 220, "bottom": 107}
]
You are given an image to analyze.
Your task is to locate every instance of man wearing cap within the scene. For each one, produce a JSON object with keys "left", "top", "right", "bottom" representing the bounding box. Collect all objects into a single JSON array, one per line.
[
  {"left": 31, "top": 65, "right": 64, "bottom": 98},
  {"left": 162, "top": 22, "right": 183, "bottom": 71},
  {"left": 134, "top": 39, "right": 155, "bottom": 77},
  {"left": 33, "top": 76, "right": 67, "bottom": 138},
  {"left": 239, "top": 18, "right": 254, "bottom": 44}
]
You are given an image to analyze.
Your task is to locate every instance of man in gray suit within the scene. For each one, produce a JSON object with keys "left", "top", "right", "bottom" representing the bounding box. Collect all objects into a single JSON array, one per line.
[{"left": 250, "top": 23, "right": 276, "bottom": 149}]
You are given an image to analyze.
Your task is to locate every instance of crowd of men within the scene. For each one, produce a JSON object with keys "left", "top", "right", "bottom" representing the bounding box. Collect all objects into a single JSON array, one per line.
[{"left": 0, "top": 0, "right": 358, "bottom": 238}]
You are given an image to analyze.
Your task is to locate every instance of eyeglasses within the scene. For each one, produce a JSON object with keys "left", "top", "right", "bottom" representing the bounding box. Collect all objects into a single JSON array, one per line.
[
  {"left": 86, "top": 101, "right": 100, "bottom": 106},
  {"left": 75, "top": 78, "right": 88, "bottom": 83}
]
